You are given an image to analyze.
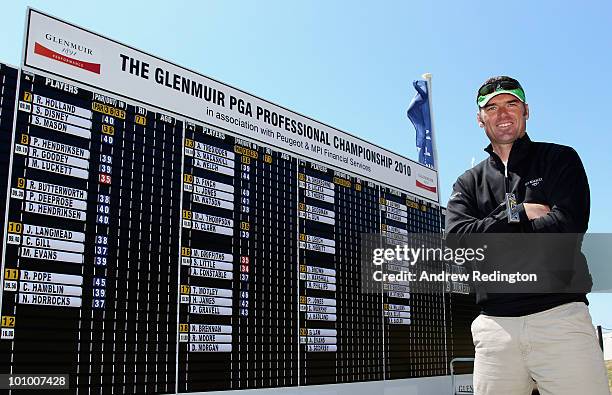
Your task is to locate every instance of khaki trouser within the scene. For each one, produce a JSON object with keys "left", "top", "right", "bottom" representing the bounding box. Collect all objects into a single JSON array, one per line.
[{"left": 471, "top": 302, "right": 611, "bottom": 395}]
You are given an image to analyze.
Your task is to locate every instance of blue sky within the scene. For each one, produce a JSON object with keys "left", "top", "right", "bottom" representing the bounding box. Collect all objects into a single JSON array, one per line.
[{"left": 1, "top": 1, "right": 611, "bottom": 328}]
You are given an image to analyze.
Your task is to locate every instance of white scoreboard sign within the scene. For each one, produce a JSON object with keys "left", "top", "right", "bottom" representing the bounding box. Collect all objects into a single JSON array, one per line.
[{"left": 23, "top": 9, "right": 438, "bottom": 201}]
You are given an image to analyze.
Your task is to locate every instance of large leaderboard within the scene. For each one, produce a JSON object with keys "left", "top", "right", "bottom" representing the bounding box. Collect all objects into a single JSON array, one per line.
[{"left": 0, "top": 9, "right": 478, "bottom": 395}]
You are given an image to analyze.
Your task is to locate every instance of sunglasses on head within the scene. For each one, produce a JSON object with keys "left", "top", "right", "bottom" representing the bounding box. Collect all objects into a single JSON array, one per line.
[{"left": 478, "top": 80, "right": 524, "bottom": 97}]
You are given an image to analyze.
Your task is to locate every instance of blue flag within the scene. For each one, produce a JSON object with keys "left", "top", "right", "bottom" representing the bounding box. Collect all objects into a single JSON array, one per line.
[{"left": 407, "top": 80, "right": 434, "bottom": 168}]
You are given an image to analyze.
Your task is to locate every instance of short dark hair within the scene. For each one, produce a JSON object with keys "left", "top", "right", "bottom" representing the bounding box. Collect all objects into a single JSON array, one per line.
[
  {"left": 476, "top": 76, "right": 525, "bottom": 107},
  {"left": 482, "top": 76, "right": 519, "bottom": 85}
]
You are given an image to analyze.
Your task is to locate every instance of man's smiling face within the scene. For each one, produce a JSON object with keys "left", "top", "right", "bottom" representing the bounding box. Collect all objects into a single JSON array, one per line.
[{"left": 477, "top": 93, "right": 529, "bottom": 146}]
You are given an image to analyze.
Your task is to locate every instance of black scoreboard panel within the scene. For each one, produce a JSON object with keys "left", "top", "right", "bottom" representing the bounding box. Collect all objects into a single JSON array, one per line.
[
  {"left": 177, "top": 124, "right": 299, "bottom": 392},
  {"left": 297, "top": 163, "right": 384, "bottom": 385},
  {"left": 0, "top": 65, "right": 482, "bottom": 394},
  {"left": 332, "top": 175, "right": 384, "bottom": 383},
  {"left": 0, "top": 64, "right": 18, "bottom": 262},
  {"left": 1, "top": 70, "right": 182, "bottom": 393},
  {"left": 380, "top": 191, "right": 448, "bottom": 379},
  {"left": 441, "top": 207, "right": 479, "bottom": 374}
]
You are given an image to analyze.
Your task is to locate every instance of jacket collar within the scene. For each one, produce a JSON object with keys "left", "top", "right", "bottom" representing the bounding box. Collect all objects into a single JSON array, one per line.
[{"left": 484, "top": 133, "right": 532, "bottom": 170}]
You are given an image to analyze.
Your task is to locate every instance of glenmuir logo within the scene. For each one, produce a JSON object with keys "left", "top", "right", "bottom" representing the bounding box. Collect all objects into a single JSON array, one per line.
[
  {"left": 33, "top": 33, "right": 100, "bottom": 74},
  {"left": 525, "top": 177, "right": 543, "bottom": 187},
  {"left": 416, "top": 173, "right": 437, "bottom": 193}
]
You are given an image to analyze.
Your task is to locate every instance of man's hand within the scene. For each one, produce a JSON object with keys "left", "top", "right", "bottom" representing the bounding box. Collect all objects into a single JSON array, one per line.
[{"left": 524, "top": 203, "right": 551, "bottom": 220}]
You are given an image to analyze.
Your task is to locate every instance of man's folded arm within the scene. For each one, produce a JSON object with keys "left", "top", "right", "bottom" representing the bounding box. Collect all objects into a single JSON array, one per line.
[
  {"left": 445, "top": 176, "right": 527, "bottom": 235},
  {"left": 529, "top": 148, "right": 590, "bottom": 233}
]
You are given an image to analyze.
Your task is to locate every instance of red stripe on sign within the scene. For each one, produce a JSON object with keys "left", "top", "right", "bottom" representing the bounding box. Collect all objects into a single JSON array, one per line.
[
  {"left": 34, "top": 42, "right": 100, "bottom": 74},
  {"left": 416, "top": 180, "right": 436, "bottom": 193}
]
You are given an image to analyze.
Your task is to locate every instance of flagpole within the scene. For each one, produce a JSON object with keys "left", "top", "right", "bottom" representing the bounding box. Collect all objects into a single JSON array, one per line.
[
  {"left": 421, "top": 72, "right": 441, "bottom": 204},
  {"left": 422, "top": 74, "right": 447, "bottom": 372}
]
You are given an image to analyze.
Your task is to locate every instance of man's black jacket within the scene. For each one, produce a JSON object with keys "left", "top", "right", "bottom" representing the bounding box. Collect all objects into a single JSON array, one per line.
[{"left": 445, "top": 133, "right": 592, "bottom": 316}]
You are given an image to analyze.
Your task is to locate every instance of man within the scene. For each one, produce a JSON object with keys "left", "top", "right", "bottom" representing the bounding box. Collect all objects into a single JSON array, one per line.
[{"left": 445, "top": 76, "right": 610, "bottom": 395}]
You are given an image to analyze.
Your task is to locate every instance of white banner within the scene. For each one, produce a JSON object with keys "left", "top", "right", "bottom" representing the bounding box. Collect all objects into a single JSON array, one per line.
[{"left": 23, "top": 9, "right": 438, "bottom": 201}]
